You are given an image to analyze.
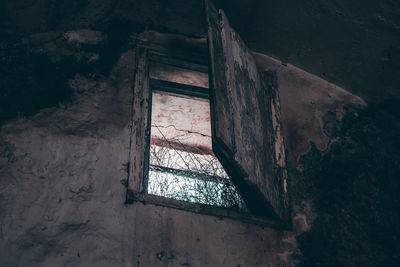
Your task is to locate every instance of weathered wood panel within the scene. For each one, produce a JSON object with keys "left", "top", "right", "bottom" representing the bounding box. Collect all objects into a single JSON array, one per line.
[
  {"left": 206, "top": 0, "right": 235, "bottom": 155},
  {"left": 127, "top": 46, "right": 151, "bottom": 198},
  {"left": 206, "top": 1, "right": 289, "bottom": 221}
]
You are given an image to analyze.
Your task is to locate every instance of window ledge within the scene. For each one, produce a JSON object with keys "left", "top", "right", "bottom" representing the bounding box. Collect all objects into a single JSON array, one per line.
[{"left": 126, "top": 191, "right": 291, "bottom": 230}]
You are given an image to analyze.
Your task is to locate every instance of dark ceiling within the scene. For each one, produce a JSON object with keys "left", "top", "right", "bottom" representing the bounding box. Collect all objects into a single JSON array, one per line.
[
  {"left": 1, "top": 0, "right": 399, "bottom": 109},
  {"left": 217, "top": 0, "right": 400, "bottom": 104}
]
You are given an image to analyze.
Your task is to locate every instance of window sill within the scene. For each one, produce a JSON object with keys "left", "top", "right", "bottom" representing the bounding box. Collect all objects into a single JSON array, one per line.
[{"left": 126, "top": 191, "right": 291, "bottom": 230}]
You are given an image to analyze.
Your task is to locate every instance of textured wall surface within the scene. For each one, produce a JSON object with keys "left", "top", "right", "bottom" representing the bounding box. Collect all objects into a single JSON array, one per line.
[
  {"left": 254, "top": 53, "right": 366, "bottom": 161},
  {"left": 0, "top": 27, "right": 368, "bottom": 266},
  {"left": 1, "top": 0, "right": 398, "bottom": 266},
  {"left": 0, "top": 32, "right": 299, "bottom": 266}
]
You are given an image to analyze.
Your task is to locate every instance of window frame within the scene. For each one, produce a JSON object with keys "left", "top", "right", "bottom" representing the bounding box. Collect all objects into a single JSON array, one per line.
[{"left": 125, "top": 44, "right": 286, "bottom": 229}]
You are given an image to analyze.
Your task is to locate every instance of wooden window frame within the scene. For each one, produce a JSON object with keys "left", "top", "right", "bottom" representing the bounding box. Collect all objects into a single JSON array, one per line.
[{"left": 124, "top": 44, "right": 288, "bottom": 229}]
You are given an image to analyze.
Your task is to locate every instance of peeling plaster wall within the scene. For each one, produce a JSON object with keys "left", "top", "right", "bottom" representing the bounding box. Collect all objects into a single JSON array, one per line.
[
  {"left": 0, "top": 50, "right": 135, "bottom": 266},
  {"left": 253, "top": 43, "right": 399, "bottom": 267},
  {"left": 254, "top": 52, "right": 367, "bottom": 161},
  {"left": 2, "top": 1, "right": 398, "bottom": 266},
  {"left": 253, "top": 50, "right": 368, "bottom": 236},
  {"left": 0, "top": 30, "right": 299, "bottom": 266},
  {"left": 0, "top": 28, "right": 369, "bottom": 266}
]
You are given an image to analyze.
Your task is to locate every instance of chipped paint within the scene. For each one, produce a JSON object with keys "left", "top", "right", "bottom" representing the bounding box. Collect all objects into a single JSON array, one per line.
[
  {"left": 254, "top": 52, "right": 367, "bottom": 161},
  {"left": 208, "top": 7, "right": 290, "bottom": 221},
  {"left": 64, "top": 29, "right": 106, "bottom": 45}
]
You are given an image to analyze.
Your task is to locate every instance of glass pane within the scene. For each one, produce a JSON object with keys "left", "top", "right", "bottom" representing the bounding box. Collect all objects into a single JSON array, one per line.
[
  {"left": 150, "top": 62, "right": 209, "bottom": 88},
  {"left": 148, "top": 91, "right": 246, "bottom": 211}
]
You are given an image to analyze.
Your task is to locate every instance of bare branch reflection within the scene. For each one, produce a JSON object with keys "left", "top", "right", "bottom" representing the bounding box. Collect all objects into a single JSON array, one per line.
[{"left": 148, "top": 124, "right": 247, "bottom": 211}]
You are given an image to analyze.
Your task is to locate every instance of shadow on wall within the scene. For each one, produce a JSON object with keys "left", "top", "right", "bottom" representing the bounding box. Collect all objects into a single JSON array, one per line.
[
  {"left": 292, "top": 99, "right": 400, "bottom": 266},
  {"left": 0, "top": 18, "right": 134, "bottom": 127},
  {"left": 0, "top": 0, "right": 207, "bottom": 128}
]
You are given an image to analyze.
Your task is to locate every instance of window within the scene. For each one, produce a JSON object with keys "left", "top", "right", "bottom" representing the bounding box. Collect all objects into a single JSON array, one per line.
[
  {"left": 126, "top": 1, "right": 289, "bottom": 226},
  {"left": 148, "top": 82, "right": 246, "bottom": 211},
  {"left": 126, "top": 48, "right": 247, "bottom": 213}
]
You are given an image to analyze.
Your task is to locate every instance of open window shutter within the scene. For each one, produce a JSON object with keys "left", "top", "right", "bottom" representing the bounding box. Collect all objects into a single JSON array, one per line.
[{"left": 206, "top": 1, "right": 289, "bottom": 222}]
